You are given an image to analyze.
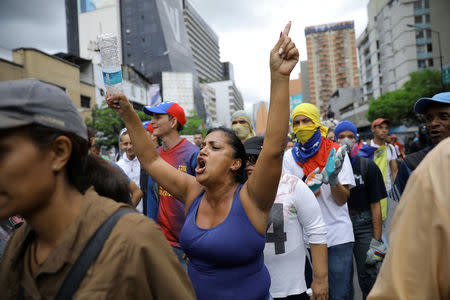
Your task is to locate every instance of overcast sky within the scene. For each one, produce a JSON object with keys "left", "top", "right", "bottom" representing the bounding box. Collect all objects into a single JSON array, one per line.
[{"left": 0, "top": 0, "right": 370, "bottom": 111}]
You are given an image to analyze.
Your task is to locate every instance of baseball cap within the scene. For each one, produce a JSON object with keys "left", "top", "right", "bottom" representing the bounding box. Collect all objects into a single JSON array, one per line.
[
  {"left": 371, "top": 118, "right": 390, "bottom": 130},
  {"left": 143, "top": 101, "right": 187, "bottom": 127},
  {"left": 244, "top": 136, "right": 264, "bottom": 155},
  {"left": 414, "top": 92, "right": 450, "bottom": 114},
  {"left": 0, "top": 78, "right": 87, "bottom": 140}
]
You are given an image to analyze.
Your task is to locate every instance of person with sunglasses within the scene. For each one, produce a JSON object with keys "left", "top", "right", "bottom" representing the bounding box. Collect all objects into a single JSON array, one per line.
[{"left": 245, "top": 136, "right": 328, "bottom": 300}]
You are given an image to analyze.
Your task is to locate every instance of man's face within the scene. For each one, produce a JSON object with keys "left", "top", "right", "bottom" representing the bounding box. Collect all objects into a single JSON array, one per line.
[
  {"left": 372, "top": 123, "right": 389, "bottom": 141},
  {"left": 337, "top": 130, "right": 356, "bottom": 144},
  {"left": 292, "top": 115, "right": 314, "bottom": 127},
  {"left": 120, "top": 134, "right": 135, "bottom": 159},
  {"left": 193, "top": 134, "right": 203, "bottom": 147},
  {"left": 151, "top": 114, "right": 175, "bottom": 137},
  {"left": 425, "top": 103, "right": 450, "bottom": 144}
]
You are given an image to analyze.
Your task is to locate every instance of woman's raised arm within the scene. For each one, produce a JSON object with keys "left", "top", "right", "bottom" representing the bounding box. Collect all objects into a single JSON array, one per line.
[
  {"left": 106, "top": 94, "right": 202, "bottom": 204},
  {"left": 244, "top": 22, "right": 299, "bottom": 212}
]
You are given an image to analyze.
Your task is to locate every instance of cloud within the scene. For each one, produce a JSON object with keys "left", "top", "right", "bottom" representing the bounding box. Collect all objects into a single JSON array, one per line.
[{"left": 0, "top": 0, "right": 67, "bottom": 53}]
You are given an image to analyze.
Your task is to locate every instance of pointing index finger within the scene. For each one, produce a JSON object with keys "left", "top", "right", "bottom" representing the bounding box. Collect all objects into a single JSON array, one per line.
[{"left": 282, "top": 21, "right": 291, "bottom": 36}]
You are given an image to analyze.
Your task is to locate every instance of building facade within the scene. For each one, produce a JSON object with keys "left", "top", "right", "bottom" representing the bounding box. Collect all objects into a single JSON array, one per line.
[
  {"left": 200, "top": 83, "right": 219, "bottom": 127},
  {"left": 207, "top": 80, "right": 244, "bottom": 128},
  {"left": 289, "top": 72, "right": 303, "bottom": 112},
  {"left": 300, "top": 60, "right": 311, "bottom": 104},
  {"left": 0, "top": 48, "right": 95, "bottom": 120},
  {"left": 305, "top": 21, "right": 360, "bottom": 113},
  {"left": 357, "top": 0, "right": 450, "bottom": 102},
  {"left": 183, "top": 0, "right": 223, "bottom": 83}
]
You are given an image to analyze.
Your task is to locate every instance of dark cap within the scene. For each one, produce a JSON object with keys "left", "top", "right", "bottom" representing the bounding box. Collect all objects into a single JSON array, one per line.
[
  {"left": 0, "top": 78, "right": 87, "bottom": 140},
  {"left": 244, "top": 136, "right": 264, "bottom": 155},
  {"left": 414, "top": 92, "right": 450, "bottom": 114}
]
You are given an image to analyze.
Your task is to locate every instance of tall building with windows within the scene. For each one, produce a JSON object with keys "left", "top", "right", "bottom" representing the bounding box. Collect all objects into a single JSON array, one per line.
[
  {"left": 182, "top": 0, "right": 222, "bottom": 82},
  {"left": 357, "top": 0, "right": 450, "bottom": 102},
  {"left": 206, "top": 80, "right": 244, "bottom": 128},
  {"left": 305, "top": 21, "right": 360, "bottom": 113}
]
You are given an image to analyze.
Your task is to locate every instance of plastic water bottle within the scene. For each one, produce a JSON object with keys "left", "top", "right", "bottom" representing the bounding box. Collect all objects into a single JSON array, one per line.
[{"left": 98, "top": 33, "right": 122, "bottom": 94}]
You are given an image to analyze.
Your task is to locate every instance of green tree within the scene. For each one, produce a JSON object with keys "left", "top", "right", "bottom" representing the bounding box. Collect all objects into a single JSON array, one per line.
[
  {"left": 85, "top": 101, "right": 151, "bottom": 150},
  {"left": 367, "top": 69, "right": 447, "bottom": 126},
  {"left": 181, "top": 110, "right": 207, "bottom": 135}
]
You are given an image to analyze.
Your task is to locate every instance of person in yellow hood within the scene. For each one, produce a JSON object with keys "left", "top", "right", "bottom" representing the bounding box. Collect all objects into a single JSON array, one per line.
[
  {"left": 283, "top": 103, "right": 356, "bottom": 300},
  {"left": 231, "top": 110, "right": 255, "bottom": 143}
]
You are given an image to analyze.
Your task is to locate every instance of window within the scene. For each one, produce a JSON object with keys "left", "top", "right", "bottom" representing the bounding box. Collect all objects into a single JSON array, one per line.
[
  {"left": 417, "top": 45, "right": 425, "bottom": 53},
  {"left": 426, "top": 29, "right": 432, "bottom": 38},
  {"left": 81, "top": 96, "right": 91, "bottom": 108},
  {"left": 424, "top": 0, "right": 429, "bottom": 8},
  {"left": 428, "top": 59, "right": 434, "bottom": 67},
  {"left": 414, "top": 0, "right": 421, "bottom": 9},
  {"left": 427, "top": 44, "right": 432, "bottom": 52},
  {"left": 376, "top": 40, "right": 380, "bottom": 49},
  {"left": 416, "top": 30, "right": 424, "bottom": 38},
  {"left": 425, "top": 14, "right": 430, "bottom": 23},
  {"left": 418, "top": 59, "right": 426, "bottom": 68},
  {"left": 415, "top": 16, "right": 422, "bottom": 23}
]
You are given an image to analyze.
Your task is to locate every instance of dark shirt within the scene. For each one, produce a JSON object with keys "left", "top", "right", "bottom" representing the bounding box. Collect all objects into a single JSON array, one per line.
[
  {"left": 348, "top": 156, "right": 387, "bottom": 211},
  {"left": 390, "top": 147, "right": 432, "bottom": 202}
]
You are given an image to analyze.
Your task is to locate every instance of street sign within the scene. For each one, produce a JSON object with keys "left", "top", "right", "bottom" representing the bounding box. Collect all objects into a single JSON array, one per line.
[{"left": 443, "top": 63, "right": 450, "bottom": 85}]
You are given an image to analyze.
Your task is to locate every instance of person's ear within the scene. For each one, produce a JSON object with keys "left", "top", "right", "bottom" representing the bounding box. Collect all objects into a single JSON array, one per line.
[
  {"left": 230, "top": 158, "right": 242, "bottom": 171},
  {"left": 169, "top": 117, "right": 178, "bottom": 130},
  {"left": 49, "top": 136, "right": 72, "bottom": 172}
]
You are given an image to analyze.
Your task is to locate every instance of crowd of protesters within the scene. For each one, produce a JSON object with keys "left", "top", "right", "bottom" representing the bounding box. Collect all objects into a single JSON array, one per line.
[{"left": 1, "top": 21, "right": 449, "bottom": 300}]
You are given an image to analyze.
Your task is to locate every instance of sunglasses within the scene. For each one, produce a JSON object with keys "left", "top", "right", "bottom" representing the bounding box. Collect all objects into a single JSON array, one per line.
[{"left": 246, "top": 154, "right": 259, "bottom": 165}]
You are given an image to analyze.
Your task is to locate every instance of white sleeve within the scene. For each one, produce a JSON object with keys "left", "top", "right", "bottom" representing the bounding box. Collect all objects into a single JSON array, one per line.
[
  {"left": 282, "top": 150, "right": 295, "bottom": 176},
  {"left": 388, "top": 144, "right": 398, "bottom": 160},
  {"left": 294, "top": 178, "right": 327, "bottom": 244},
  {"left": 338, "top": 154, "right": 356, "bottom": 188}
]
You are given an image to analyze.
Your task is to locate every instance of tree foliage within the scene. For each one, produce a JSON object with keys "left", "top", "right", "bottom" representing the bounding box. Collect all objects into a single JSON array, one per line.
[
  {"left": 85, "top": 101, "right": 151, "bottom": 150},
  {"left": 181, "top": 110, "right": 207, "bottom": 136},
  {"left": 367, "top": 69, "right": 447, "bottom": 126}
]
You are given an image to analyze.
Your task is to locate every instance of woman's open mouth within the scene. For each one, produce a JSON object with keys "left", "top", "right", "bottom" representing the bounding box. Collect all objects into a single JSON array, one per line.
[{"left": 196, "top": 157, "right": 206, "bottom": 174}]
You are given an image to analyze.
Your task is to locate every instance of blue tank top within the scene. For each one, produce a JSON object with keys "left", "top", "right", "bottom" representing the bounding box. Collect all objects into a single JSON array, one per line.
[{"left": 180, "top": 184, "right": 270, "bottom": 300}]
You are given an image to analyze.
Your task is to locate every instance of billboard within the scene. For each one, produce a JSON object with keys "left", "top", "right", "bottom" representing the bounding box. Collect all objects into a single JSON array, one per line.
[
  {"left": 78, "top": 0, "right": 115, "bottom": 13},
  {"left": 291, "top": 94, "right": 303, "bottom": 110}
]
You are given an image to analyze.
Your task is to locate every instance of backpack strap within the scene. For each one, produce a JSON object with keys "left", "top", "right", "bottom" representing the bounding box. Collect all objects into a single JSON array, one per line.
[{"left": 54, "top": 208, "right": 135, "bottom": 299}]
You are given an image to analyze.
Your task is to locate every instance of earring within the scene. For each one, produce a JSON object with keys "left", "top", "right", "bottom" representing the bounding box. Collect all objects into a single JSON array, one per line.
[{"left": 52, "top": 165, "right": 58, "bottom": 170}]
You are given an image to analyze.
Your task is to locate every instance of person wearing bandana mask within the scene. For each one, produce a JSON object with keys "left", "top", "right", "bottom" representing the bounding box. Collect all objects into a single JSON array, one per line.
[
  {"left": 283, "top": 103, "right": 356, "bottom": 300},
  {"left": 231, "top": 110, "right": 256, "bottom": 143},
  {"left": 335, "top": 121, "right": 387, "bottom": 299}
]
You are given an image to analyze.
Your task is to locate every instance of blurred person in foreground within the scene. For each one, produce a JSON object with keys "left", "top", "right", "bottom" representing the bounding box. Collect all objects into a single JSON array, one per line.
[
  {"left": 367, "top": 137, "right": 450, "bottom": 300},
  {"left": 283, "top": 103, "right": 355, "bottom": 300},
  {"left": 391, "top": 92, "right": 450, "bottom": 202},
  {"left": 106, "top": 22, "right": 298, "bottom": 300},
  {"left": 231, "top": 110, "right": 256, "bottom": 143},
  {"left": 0, "top": 78, "right": 195, "bottom": 299},
  {"left": 245, "top": 136, "right": 328, "bottom": 300},
  {"left": 335, "top": 121, "right": 387, "bottom": 299}
]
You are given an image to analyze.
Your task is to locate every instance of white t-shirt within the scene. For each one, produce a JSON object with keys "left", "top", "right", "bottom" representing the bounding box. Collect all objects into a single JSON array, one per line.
[
  {"left": 282, "top": 149, "right": 355, "bottom": 247},
  {"left": 117, "top": 153, "right": 143, "bottom": 213},
  {"left": 264, "top": 173, "right": 327, "bottom": 298},
  {"left": 369, "top": 140, "right": 398, "bottom": 191}
]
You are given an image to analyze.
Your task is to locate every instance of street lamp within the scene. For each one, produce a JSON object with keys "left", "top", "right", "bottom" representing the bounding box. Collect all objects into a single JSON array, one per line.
[{"left": 407, "top": 24, "right": 444, "bottom": 88}]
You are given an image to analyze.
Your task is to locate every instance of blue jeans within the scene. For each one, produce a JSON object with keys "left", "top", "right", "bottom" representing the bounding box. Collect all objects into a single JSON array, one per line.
[
  {"left": 350, "top": 210, "right": 379, "bottom": 299},
  {"left": 327, "top": 242, "right": 354, "bottom": 300},
  {"left": 172, "top": 246, "right": 187, "bottom": 270}
]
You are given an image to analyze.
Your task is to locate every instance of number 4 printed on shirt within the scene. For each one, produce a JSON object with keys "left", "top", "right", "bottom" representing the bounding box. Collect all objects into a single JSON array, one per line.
[{"left": 266, "top": 203, "right": 287, "bottom": 255}]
